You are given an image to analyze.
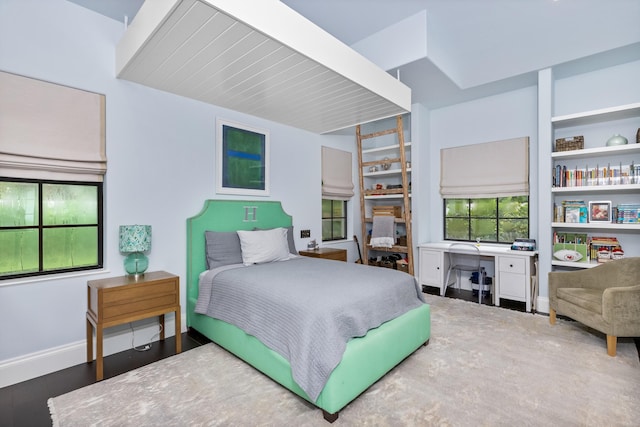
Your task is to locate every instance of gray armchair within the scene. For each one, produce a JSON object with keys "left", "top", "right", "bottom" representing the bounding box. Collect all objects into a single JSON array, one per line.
[{"left": 548, "top": 257, "right": 640, "bottom": 356}]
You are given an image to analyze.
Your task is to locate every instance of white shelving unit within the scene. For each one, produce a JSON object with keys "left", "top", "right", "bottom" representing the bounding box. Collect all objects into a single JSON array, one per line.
[
  {"left": 551, "top": 142, "right": 640, "bottom": 160},
  {"left": 551, "top": 102, "right": 640, "bottom": 270},
  {"left": 551, "top": 102, "right": 640, "bottom": 128},
  {"left": 552, "top": 222, "right": 640, "bottom": 230}
]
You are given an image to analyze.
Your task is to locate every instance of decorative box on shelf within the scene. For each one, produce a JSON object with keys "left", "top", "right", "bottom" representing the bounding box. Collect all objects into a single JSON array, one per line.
[
  {"left": 553, "top": 232, "right": 588, "bottom": 263},
  {"left": 555, "top": 136, "right": 584, "bottom": 152},
  {"left": 396, "top": 259, "right": 409, "bottom": 273},
  {"left": 372, "top": 205, "right": 402, "bottom": 218}
]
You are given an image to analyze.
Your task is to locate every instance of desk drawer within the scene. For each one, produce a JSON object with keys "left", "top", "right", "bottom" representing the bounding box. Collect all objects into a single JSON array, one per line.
[
  {"left": 499, "top": 256, "right": 526, "bottom": 274},
  {"left": 499, "top": 272, "right": 526, "bottom": 299}
]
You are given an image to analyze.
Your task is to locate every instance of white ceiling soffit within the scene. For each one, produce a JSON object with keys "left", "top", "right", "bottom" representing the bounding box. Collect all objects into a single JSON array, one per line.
[{"left": 116, "top": 0, "right": 411, "bottom": 134}]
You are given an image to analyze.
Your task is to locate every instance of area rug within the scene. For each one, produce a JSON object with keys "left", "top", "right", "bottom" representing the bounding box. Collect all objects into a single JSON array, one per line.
[{"left": 48, "top": 295, "right": 640, "bottom": 426}]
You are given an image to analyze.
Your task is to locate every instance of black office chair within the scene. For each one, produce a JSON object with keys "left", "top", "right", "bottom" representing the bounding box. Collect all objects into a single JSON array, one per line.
[{"left": 442, "top": 243, "right": 483, "bottom": 303}]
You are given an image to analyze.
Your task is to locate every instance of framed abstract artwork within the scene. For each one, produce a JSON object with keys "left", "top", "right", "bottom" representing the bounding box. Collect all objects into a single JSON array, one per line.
[{"left": 216, "top": 119, "right": 270, "bottom": 196}]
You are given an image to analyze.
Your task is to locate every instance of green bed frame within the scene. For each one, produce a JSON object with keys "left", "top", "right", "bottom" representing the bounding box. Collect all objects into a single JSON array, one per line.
[{"left": 186, "top": 200, "right": 430, "bottom": 422}]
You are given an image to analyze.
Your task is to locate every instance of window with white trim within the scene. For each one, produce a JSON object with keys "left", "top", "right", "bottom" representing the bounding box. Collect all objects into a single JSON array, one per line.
[
  {"left": 0, "top": 178, "right": 103, "bottom": 279},
  {"left": 321, "top": 146, "right": 353, "bottom": 242},
  {"left": 322, "top": 199, "right": 347, "bottom": 241},
  {"left": 0, "top": 71, "right": 106, "bottom": 280},
  {"left": 440, "top": 137, "right": 530, "bottom": 243},
  {"left": 444, "top": 196, "right": 529, "bottom": 243}
]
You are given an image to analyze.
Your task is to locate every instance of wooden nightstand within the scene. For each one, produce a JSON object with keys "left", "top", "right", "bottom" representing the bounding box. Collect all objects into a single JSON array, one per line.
[
  {"left": 299, "top": 247, "right": 347, "bottom": 262},
  {"left": 86, "top": 271, "right": 181, "bottom": 380}
]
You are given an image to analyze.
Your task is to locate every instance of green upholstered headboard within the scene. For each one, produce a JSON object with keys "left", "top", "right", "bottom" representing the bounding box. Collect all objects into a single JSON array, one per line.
[{"left": 186, "top": 200, "right": 293, "bottom": 322}]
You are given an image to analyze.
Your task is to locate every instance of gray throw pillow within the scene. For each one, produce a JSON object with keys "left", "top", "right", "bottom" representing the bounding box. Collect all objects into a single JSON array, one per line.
[{"left": 205, "top": 231, "right": 243, "bottom": 270}]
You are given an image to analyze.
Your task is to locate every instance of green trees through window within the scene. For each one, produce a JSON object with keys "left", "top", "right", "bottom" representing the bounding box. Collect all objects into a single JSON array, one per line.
[
  {"left": 0, "top": 179, "right": 102, "bottom": 279},
  {"left": 444, "top": 196, "right": 529, "bottom": 243},
  {"left": 322, "top": 199, "right": 347, "bottom": 241}
]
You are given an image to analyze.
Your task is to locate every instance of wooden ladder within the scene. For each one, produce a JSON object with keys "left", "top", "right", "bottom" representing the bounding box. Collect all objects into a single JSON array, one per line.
[{"left": 356, "top": 115, "right": 413, "bottom": 275}]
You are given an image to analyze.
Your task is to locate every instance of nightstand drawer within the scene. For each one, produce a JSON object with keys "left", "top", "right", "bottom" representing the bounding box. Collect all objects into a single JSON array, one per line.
[
  {"left": 102, "top": 293, "right": 178, "bottom": 321},
  {"left": 102, "top": 280, "right": 176, "bottom": 305}
]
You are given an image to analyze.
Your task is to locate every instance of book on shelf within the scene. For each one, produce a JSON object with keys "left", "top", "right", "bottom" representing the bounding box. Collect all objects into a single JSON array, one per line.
[
  {"left": 614, "top": 204, "right": 640, "bottom": 224},
  {"left": 553, "top": 162, "right": 639, "bottom": 188},
  {"left": 589, "top": 236, "right": 623, "bottom": 263},
  {"left": 553, "top": 232, "right": 588, "bottom": 244},
  {"left": 554, "top": 200, "right": 587, "bottom": 223}
]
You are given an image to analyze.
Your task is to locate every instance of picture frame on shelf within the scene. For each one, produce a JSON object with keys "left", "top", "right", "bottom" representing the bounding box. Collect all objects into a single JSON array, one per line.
[
  {"left": 588, "top": 201, "right": 612, "bottom": 222},
  {"left": 216, "top": 118, "right": 270, "bottom": 196}
]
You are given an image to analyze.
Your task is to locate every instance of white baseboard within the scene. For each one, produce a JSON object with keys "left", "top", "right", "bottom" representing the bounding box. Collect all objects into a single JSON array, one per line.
[
  {"left": 0, "top": 314, "right": 186, "bottom": 388},
  {"left": 0, "top": 340, "right": 87, "bottom": 388},
  {"left": 536, "top": 296, "right": 550, "bottom": 314}
]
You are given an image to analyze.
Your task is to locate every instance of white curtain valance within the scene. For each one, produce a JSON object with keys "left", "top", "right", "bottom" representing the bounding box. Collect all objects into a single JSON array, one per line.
[
  {"left": 440, "top": 137, "right": 529, "bottom": 199},
  {"left": 322, "top": 146, "right": 354, "bottom": 200},
  {"left": 0, "top": 71, "right": 106, "bottom": 182}
]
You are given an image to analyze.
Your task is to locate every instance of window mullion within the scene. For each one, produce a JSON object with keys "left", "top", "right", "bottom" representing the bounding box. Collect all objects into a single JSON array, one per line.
[
  {"left": 38, "top": 182, "right": 44, "bottom": 272},
  {"left": 468, "top": 198, "right": 472, "bottom": 241},
  {"left": 495, "top": 198, "right": 499, "bottom": 242}
]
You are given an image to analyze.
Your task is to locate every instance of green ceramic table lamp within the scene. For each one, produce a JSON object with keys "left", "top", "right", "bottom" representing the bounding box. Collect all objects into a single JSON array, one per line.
[{"left": 119, "top": 225, "right": 151, "bottom": 279}]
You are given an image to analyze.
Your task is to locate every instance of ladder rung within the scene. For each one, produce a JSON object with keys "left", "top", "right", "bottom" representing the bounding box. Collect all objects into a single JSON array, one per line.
[
  {"left": 364, "top": 188, "right": 405, "bottom": 195},
  {"left": 359, "top": 128, "right": 398, "bottom": 140}
]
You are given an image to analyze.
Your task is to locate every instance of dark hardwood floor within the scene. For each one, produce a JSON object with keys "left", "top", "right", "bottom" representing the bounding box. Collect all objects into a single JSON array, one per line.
[
  {"left": 2, "top": 291, "right": 638, "bottom": 427},
  {"left": 0, "top": 331, "right": 210, "bottom": 427},
  {"left": 422, "top": 284, "right": 528, "bottom": 311}
]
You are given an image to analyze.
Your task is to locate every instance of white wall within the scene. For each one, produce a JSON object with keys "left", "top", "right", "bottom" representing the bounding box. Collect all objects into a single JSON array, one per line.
[
  {"left": 0, "top": 0, "right": 351, "bottom": 386},
  {"left": 554, "top": 61, "right": 640, "bottom": 116},
  {"left": 419, "top": 86, "right": 537, "bottom": 287},
  {"left": 427, "top": 86, "right": 540, "bottom": 242}
]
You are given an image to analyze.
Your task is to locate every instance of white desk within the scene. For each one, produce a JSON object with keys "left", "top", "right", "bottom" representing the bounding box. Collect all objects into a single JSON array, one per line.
[{"left": 419, "top": 242, "right": 538, "bottom": 312}]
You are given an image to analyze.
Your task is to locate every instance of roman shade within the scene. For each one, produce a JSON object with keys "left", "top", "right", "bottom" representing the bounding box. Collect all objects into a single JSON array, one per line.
[
  {"left": 440, "top": 137, "right": 529, "bottom": 198},
  {"left": 322, "top": 146, "right": 354, "bottom": 200},
  {"left": 0, "top": 71, "right": 106, "bottom": 182}
]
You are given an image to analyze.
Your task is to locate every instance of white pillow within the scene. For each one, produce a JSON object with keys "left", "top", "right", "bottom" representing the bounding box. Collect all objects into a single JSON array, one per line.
[{"left": 237, "top": 228, "right": 291, "bottom": 265}]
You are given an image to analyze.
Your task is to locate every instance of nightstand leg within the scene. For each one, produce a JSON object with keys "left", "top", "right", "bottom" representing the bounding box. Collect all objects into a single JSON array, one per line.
[
  {"left": 86, "top": 316, "right": 93, "bottom": 362},
  {"left": 175, "top": 307, "right": 182, "bottom": 354},
  {"left": 96, "top": 325, "right": 104, "bottom": 381},
  {"left": 159, "top": 314, "right": 166, "bottom": 340}
]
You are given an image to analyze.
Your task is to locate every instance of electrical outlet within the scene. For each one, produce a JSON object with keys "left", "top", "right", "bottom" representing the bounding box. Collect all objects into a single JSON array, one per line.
[{"left": 300, "top": 229, "right": 311, "bottom": 238}]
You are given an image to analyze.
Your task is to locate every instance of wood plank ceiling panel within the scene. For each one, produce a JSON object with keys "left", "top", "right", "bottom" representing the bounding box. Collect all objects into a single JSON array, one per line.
[{"left": 116, "top": 0, "right": 410, "bottom": 133}]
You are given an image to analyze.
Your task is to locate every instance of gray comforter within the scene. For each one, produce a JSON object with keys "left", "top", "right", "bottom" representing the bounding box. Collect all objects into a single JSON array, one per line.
[{"left": 195, "top": 256, "right": 425, "bottom": 402}]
